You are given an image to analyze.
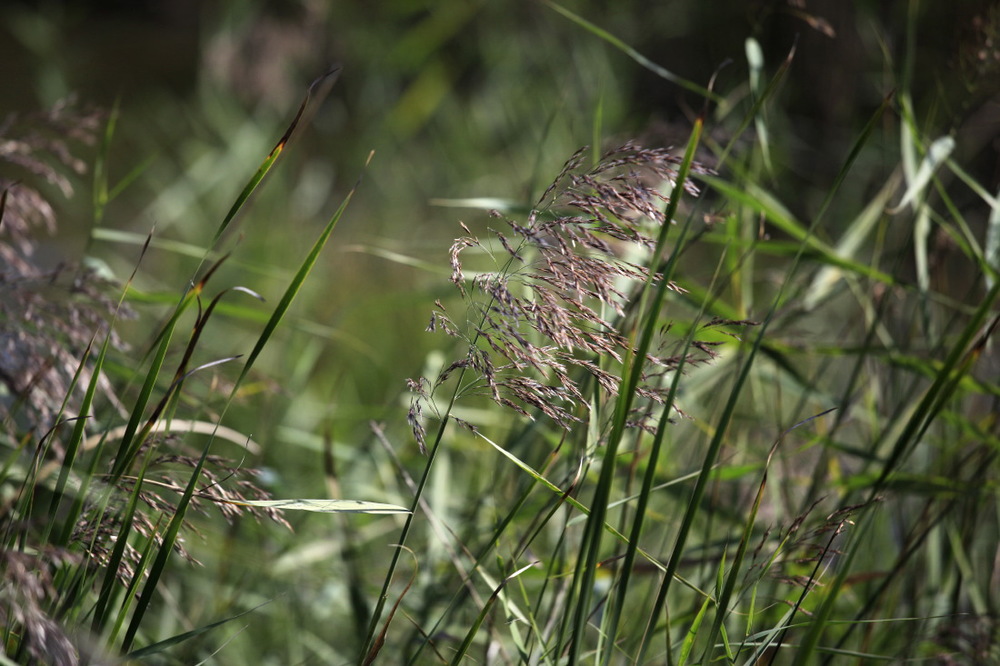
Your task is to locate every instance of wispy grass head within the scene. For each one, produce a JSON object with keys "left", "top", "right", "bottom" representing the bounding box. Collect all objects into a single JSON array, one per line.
[
  {"left": 0, "top": 97, "right": 102, "bottom": 270},
  {"left": 410, "top": 143, "right": 722, "bottom": 451},
  {"left": 0, "top": 99, "right": 124, "bottom": 432}
]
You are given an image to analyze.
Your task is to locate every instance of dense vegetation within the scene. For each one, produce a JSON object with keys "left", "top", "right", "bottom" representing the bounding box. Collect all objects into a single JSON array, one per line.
[{"left": 2, "top": 2, "right": 998, "bottom": 664}]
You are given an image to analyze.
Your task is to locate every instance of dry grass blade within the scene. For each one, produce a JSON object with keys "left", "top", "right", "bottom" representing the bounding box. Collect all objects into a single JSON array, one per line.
[{"left": 363, "top": 547, "right": 418, "bottom": 666}]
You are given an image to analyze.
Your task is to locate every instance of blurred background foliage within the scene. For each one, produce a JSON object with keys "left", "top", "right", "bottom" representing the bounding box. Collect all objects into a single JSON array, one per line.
[{"left": 2, "top": 0, "right": 1000, "bottom": 662}]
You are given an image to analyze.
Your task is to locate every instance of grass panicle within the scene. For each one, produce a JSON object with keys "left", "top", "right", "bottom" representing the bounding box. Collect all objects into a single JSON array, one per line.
[{"left": 410, "top": 143, "right": 724, "bottom": 451}]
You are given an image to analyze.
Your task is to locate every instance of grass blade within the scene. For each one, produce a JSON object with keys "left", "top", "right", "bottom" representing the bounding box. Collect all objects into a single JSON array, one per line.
[
  {"left": 572, "top": 116, "right": 706, "bottom": 665},
  {"left": 126, "top": 601, "right": 271, "bottom": 660},
  {"left": 120, "top": 139, "right": 367, "bottom": 657},
  {"left": 212, "top": 65, "right": 341, "bottom": 243},
  {"left": 224, "top": 499, "right": 409, "bottom": 514},
  {"left": 448, "top": 562, "right": 535, "bottom": 665},
  {"left": 543, "top": 1, "right": 721, "bottom": 103}
]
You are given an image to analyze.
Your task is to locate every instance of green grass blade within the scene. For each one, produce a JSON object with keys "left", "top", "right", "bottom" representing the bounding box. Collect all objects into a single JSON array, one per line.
[
  {"left": 804, "top": 173, "right": 900, "bottom": 310},
  {"left": 49, "top": 235, "right": 156, "bottom": 542},
  {"left": 745, "top": 37, "right": 772, "bottom": 174},
  {"left": 108, "top": 290, "right": 194, "bottom": 478},
  {"left": 91, "top": 97, "right": 118, "bottom": 228},
  {"left": 226, "top": 499, "right": 409, "bottom": 514},
  {"left": 985, "top": 185, "right": 1000, "bottom": 289},
  {"left": 235, "top": 155, "right": 367, "bottom": 388},
  {"left": 699, "top": 439, "right": 775, "bottom": 664},
  {"left": 792, "top": 291, "right": 1000, "bottom": 665},
  {"left": 889, "top": 135, "right": 955, "bottom": 214},
  {"left": 44, "top": 341, "right": 101, "bottom": 543},
  {"left": 636, "top": 178, "right": 828, "bottom": 666},
  {"left": 0, "top": 187, "right": 7, "bottom": 232},
  {"left": 716, "top": 38, "right": 797, "bottom": 169},
  {"left": 448, "top": 562, "right": 535, "bottom": 665},
  {"left": 603, "top": 227, "right": 734, "bottom": 663},
  {"left": 870, "top": 283, "right": 1000, "bottom": 496},
  {"left": 121, "top": 151, "right": 367, "bottom": 655},
  {"left": 92, "top": 458, "right": 153, "bottom": 634},
  {"left": 543, "top": 1, "right": 721, "bottom": 103},
  {"left": 573, "top": 116, "right": 705, "bottom": 665},
  {"left": 126, "top": 601, "right": 272, "bottom": 660},
  {"left": 812, "top": 90, "right": 895, "bottom": 224},
  {"left": 212, "top": 66, "right": 341, "bottom": 243},
  {"left": 106, "top": 510, "right": 163, "bottom": 646},
  {"left": 678, "top": 597, "right": 711, "bottom": 666},
  {"left": 699, "top": 176, "right": 896, "bottom": 286}
]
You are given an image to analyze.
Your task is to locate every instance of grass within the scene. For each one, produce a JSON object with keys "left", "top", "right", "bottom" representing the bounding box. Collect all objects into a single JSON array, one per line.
[{"left": 2, "top": 2, "right": 999, "bottom": 664}]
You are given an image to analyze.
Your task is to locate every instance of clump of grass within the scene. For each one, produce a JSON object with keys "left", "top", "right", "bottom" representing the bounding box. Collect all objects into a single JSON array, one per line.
[
  {"left": 0, "top": 75, "right": 389, "bottom": 664},
  {"left": 0, "top": 98, "right": 292, "bottom": 664},
  {"left": 364, "top": 139, "right": 756, "bottom": 663},
  {"left": 357, "top": 13, "right": 1000, "bottom": 664},
  {"left": 5, "top": 6, "right": 1000, "bottom": 663}
]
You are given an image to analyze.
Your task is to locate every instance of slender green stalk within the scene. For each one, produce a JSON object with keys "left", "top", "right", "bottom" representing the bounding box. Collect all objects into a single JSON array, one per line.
[{"left": 572, "top": 117, "right": 705, "bottom": 664}]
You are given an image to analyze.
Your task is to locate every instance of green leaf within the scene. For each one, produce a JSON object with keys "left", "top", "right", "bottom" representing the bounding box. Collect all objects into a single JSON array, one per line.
[
  {"left": 889, "top": 135, "right": 955, "bottom": 214},
  {"left": 212, "top": 66, "right": 341, "bottom": 243},
  {"left": 127, "top": 602, "right": 271, "bottom": 659},
  {"left": 544, "top": 1, "right": 721, "bottom": 102},
  {"left": 226, "top": 499, "right": 410, "bottom": 515}
]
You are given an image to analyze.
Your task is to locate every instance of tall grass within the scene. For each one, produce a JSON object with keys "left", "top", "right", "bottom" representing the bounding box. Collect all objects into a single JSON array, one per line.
[
  {"left": 2, "top": 2, "right": 999, "bottom": 664},
  {"left": 0, "top": 73, "right": 406, "bottom": 664},
  {"left": 352, "top": 12, "right": 999, "bottom": 666}
]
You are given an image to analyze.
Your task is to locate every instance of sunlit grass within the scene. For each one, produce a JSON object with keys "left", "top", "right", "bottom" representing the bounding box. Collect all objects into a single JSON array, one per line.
[{"left": 1, "top": 2, "right": 998, "bottom": 665}]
